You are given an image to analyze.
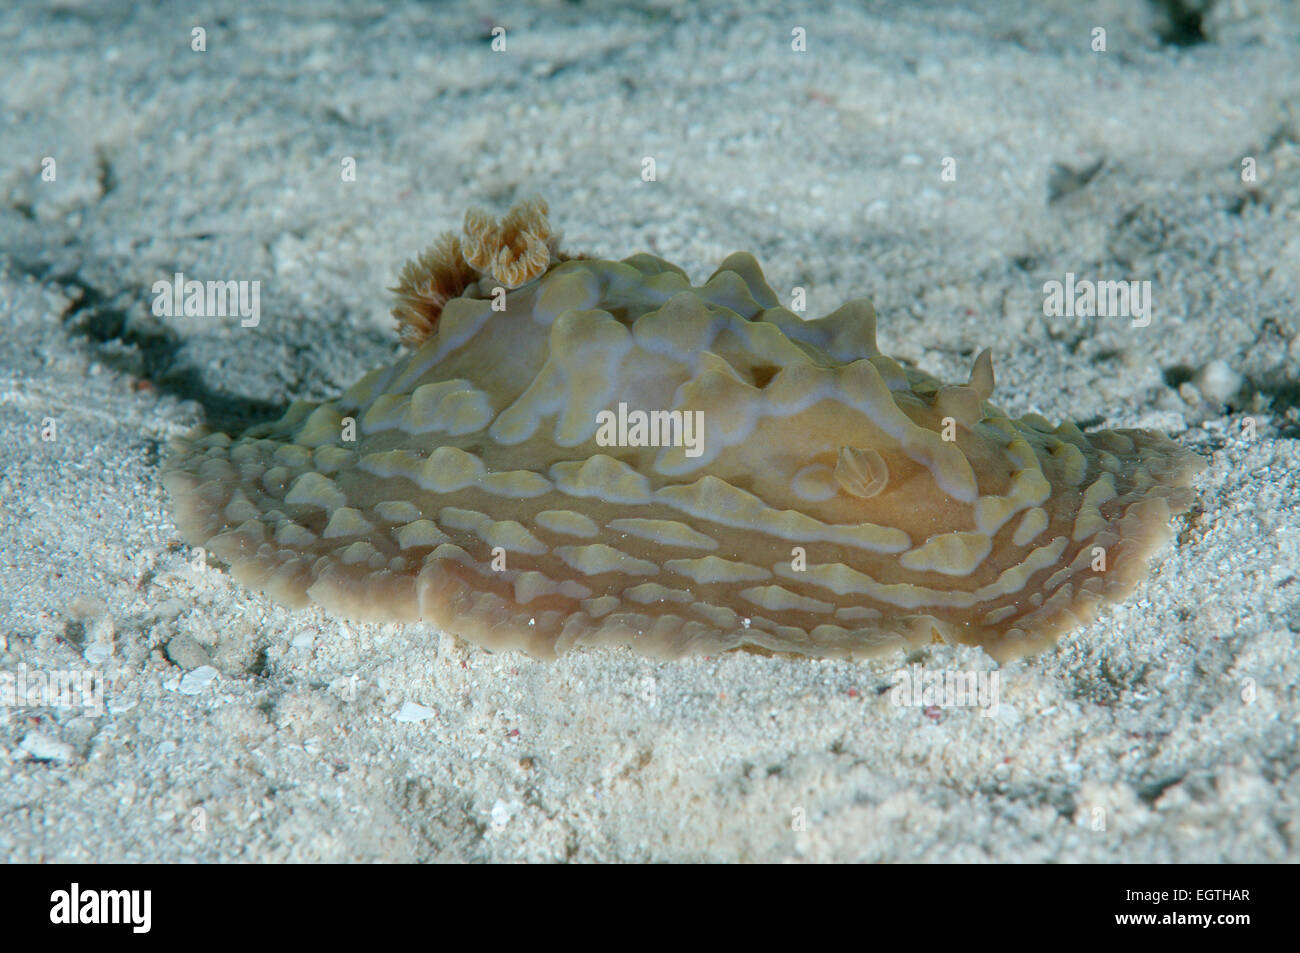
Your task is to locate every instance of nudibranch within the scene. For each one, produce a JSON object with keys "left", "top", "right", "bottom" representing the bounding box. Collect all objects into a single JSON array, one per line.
[{"left": 163, "top": 198, "right": 1205, "bottom": 662}]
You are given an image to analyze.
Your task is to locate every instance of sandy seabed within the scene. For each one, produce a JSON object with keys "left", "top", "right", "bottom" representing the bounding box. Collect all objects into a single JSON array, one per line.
[{"left": 1, "top": 0, "right": 1297, "bottom": 862}]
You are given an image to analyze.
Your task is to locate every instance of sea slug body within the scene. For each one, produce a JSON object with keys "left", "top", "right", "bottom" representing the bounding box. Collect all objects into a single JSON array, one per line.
[{"left": 163, "top": 198, "right": 1205, "bottom": 662}]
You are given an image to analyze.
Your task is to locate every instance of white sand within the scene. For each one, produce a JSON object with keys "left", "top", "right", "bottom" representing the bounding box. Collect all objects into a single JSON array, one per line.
[{"left": 1, "top": 0, "right": 1297, "bottom": 861}]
